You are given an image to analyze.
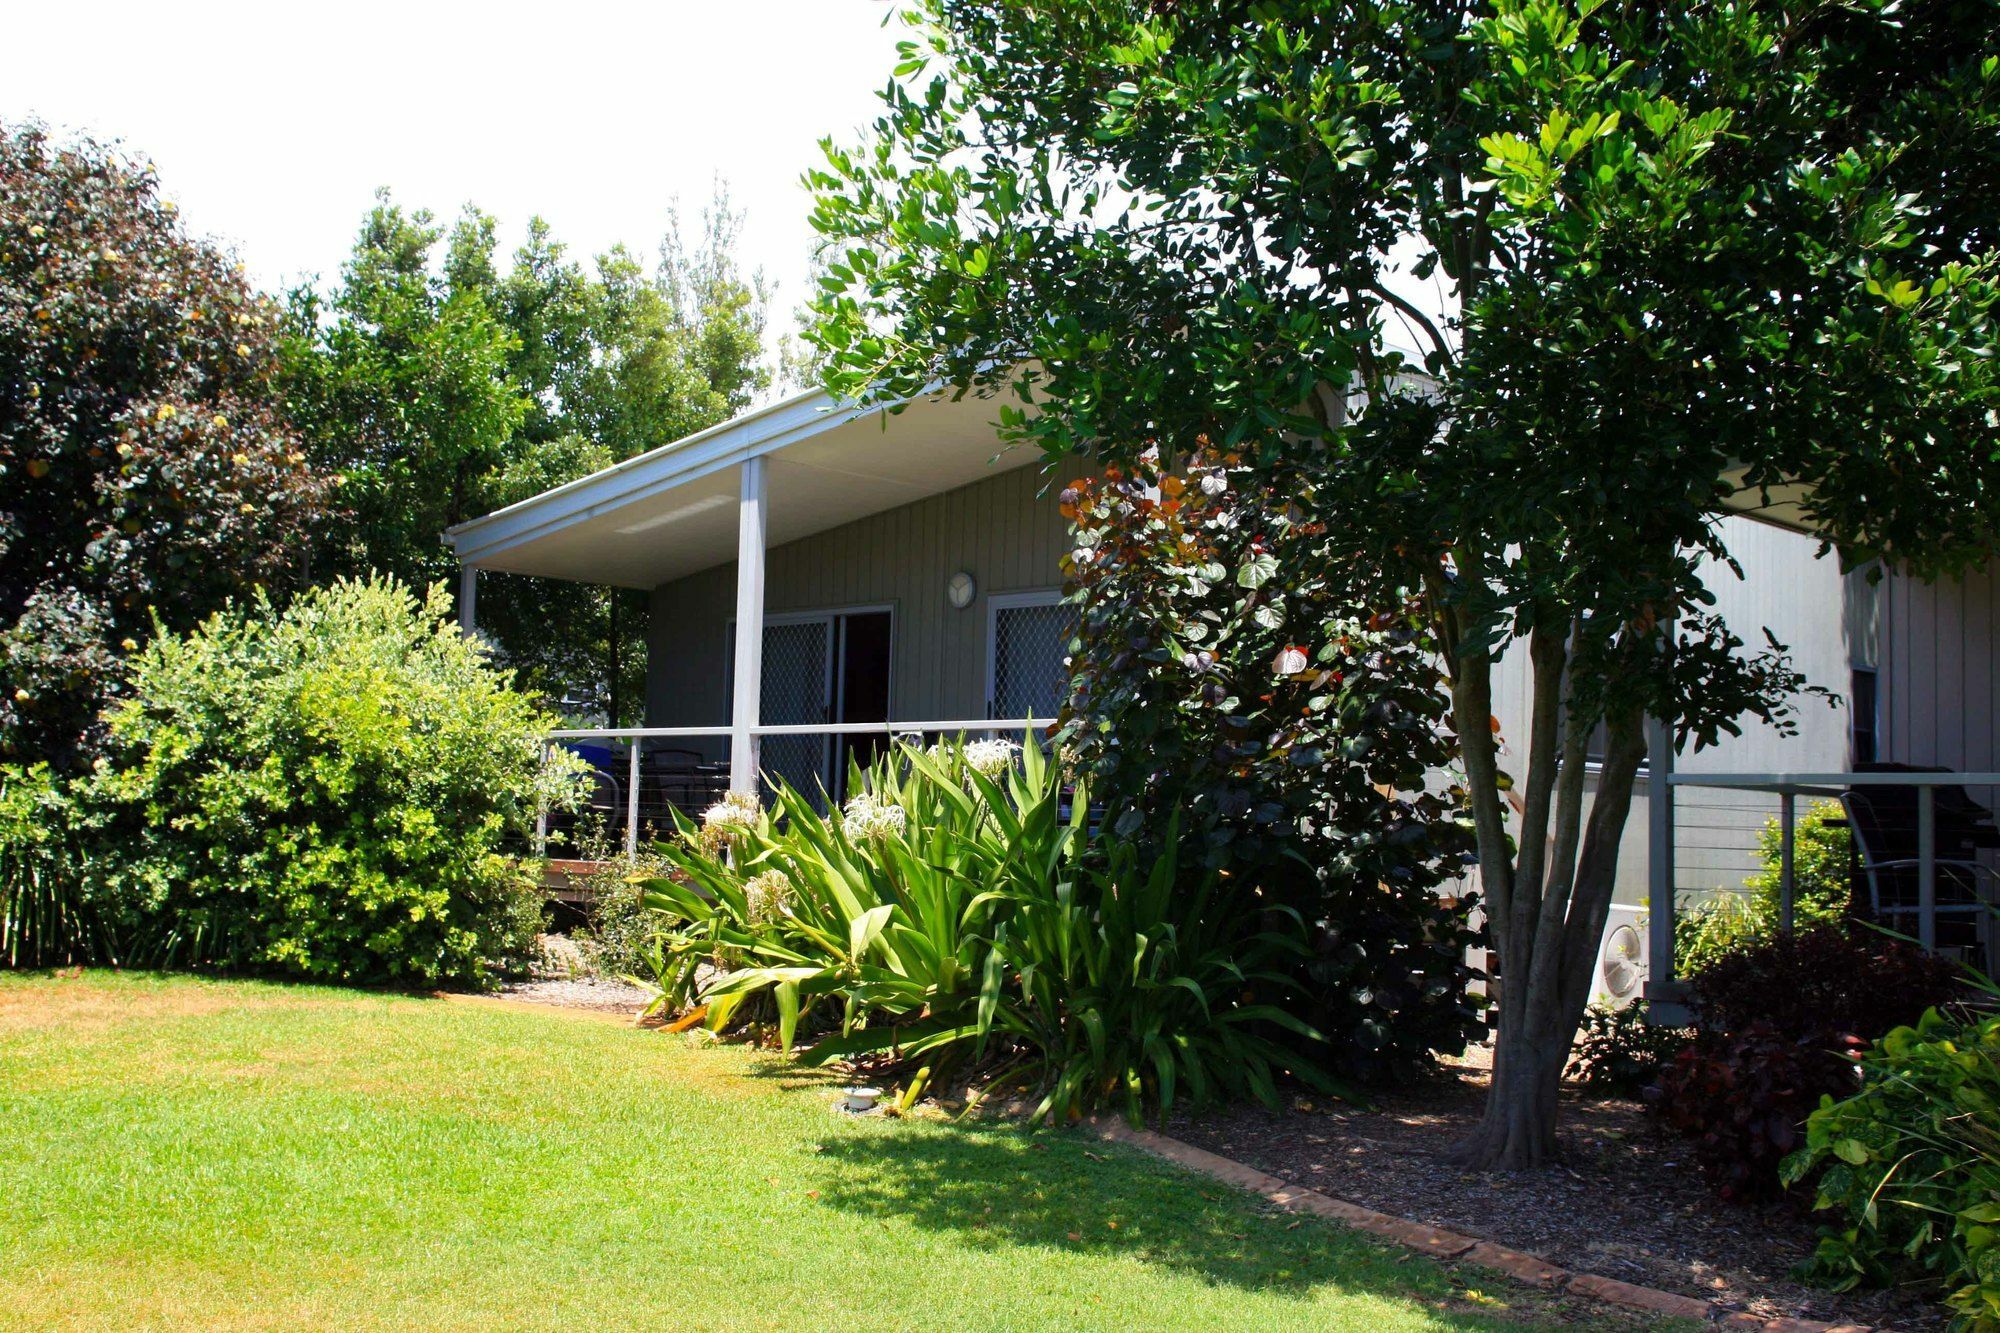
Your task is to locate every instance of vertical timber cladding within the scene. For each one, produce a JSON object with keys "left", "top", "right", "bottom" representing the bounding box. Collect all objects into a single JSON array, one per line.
[
  {"left": 1882, "top": 556, "right": 2000, "bottom": 806},
  {"left": 643, "top": 453, "right": 1090, "bottom": 739}
]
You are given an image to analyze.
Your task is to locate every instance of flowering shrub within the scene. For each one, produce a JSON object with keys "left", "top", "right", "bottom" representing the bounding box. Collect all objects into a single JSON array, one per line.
[
  {"left": 84, "top": 577, "right": 587, "bottom": 985},
  {"left": 840, "top": 791, "right": 907, "bottom": 842},
  {"left": 636, "top": 736, "right": 1343, "bottom": 1124},
  {"left": 931, "top": 736, "right": 1019, "bottom": 781},
  {"left": 0, "top": 125, "right": 333, "bottom": 768},
  {"left": 740, "top": 869, "right": 793, "bottom": 925},
  {"left": 1060, "top": 448, "right": 1483, "bottom": 1080},
  {"left": 691, "top": 789, "right": 762, "bottom": 854}
]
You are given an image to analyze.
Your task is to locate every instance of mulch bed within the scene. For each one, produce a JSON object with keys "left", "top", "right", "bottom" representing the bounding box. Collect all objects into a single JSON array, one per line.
[{"left": 1169, "top": 1050, "right": 1943, "bottom": 1330}]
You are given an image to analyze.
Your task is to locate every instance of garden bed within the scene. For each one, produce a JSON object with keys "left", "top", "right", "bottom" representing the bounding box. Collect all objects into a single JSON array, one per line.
[{"left": 1168, "top": 1049, "right": 1943, "bottom": 1331}]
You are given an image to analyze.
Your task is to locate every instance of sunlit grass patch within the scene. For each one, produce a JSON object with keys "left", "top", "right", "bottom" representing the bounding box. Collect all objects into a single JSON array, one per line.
[{"left": 0, "top": 972, "right": 1633, "bottom": 1331}]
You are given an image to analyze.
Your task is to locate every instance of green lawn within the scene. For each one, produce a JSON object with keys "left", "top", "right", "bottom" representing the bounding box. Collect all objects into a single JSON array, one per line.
[{"left": 0, "top": 973, "right": 1622, "bottom": 1331}]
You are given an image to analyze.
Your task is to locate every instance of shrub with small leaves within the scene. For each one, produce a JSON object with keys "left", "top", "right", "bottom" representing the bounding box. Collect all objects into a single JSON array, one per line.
[
  {"left": 558, "top": 814, "right": 675, "bottom": 979},
  {"left": 1675, "top": 802, "right": 1856, "bottom": 975},
  {"left": 84, "top": 576, "right": 587, "bottom": 986},
  {"left": 1742, "top": 800, "right": 1853, "bottom": 931},
  {"left": 1566, "top": 1001, "right": 1694, "bottom": 1096},
  {"left": 0, "top": 762, "right": 108, "bottom": 967}
]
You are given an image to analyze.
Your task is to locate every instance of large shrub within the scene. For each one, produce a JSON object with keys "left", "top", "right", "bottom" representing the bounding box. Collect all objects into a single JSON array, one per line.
[
  {"left": 1649, "top": 927, "right": 1967, "bottom": 1202},
  {"left": 0, "top": 123, "right": 333, "bottom": 769},
  {"left": 1060, "top": 449, "right": 1483, "bottom": 1081},
  {"left": 1785, "top": 1004, "right": 2000, "bottom": 1328},
  {"left": 638, "top": 737, "right": 1342, "bottom": 1125},
  {"left": 1686, "top": 926, "right": 1962, "bottom": 1044},
  {"left": 85, "top": 577, "right": 585, "bottom": 986}
]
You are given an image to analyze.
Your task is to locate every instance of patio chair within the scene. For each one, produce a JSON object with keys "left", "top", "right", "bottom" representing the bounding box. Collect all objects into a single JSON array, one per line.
[{"left": 1842, "top": 786, "right": 1997, "bottom": 967}]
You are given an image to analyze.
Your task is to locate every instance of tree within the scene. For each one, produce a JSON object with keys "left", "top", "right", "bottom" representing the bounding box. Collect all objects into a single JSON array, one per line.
[
  {"left": 284, "top": 190, "right": 772, "bottom": 720},
  {"left": 0, "top": 124, "right": 332, "bottom": 769},
  {"left": 805, "top": 1, "right": 2000, "bottom": 1166},
  {"left": 279, "top": 191, "right": 525, "bottom": 593},
  {"left": 466, "top": 195, "right": 774, "bottom": 720}
]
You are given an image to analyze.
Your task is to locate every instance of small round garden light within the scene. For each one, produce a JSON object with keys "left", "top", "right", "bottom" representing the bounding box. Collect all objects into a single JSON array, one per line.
[{"left": 838, "top": 1086, "right": 884, "bottom": 1114}]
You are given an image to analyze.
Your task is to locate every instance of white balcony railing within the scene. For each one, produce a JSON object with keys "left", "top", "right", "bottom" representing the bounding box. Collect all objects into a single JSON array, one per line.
[{"left": 536, "top": 718, "right": 1057, "bottom": 859}]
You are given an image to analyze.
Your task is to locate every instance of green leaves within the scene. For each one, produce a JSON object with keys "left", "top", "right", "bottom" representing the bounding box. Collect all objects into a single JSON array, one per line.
[
  {"left": 75, "top": 577, "right": 581, "bottom": 984},
  {"left": 801, "top": 0, "right": 2000, "bottom": 1157},
  {"left": 1, "top": 127, "right": 334, "bottom": 766},
  {"left": 283, "top": 186, "right": 769, "bottom": 717},
  {"left": 633, "top": 737, "right": 1348, "bottom": 1124},
  {"left": 1789, "top": 1006, "right": 2000, "bottom": 1322},
  {"left": 1234, "top": 552, "right": 1279, "bottom": 589}
]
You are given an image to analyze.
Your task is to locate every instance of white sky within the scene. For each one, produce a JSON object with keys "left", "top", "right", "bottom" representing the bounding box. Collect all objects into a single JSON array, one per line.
[{"left": 1, "top": 0, "right": 905, "bottom": 321}]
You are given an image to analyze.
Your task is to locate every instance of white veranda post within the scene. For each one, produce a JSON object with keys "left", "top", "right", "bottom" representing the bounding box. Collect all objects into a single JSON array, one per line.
[{"left": 730, "top": 456, "right": 767, "bottom": 792}]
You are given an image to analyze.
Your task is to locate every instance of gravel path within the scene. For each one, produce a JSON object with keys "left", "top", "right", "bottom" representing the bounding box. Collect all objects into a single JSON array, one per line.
[
  {"left": 496, "top": 975, "right": 654, "bottom": 1013},
  {"left": 496, "top": 938, "right": 654, "bottom": 1014}
]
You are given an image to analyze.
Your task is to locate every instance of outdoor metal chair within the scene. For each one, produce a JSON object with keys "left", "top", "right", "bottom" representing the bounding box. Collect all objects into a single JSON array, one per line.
[{"left": 1842, "top": 787, "right": 1998, "bottom": 968}]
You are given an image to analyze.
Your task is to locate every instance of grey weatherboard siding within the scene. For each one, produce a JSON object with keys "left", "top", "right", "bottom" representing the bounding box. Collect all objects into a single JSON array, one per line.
[{"left": 645, "top": 455, "right": 1090, "bottom": 736}]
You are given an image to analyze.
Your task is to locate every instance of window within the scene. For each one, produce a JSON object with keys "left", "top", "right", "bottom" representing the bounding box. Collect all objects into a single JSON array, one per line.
[
  {"left": 1851, "top": 667, "right": 1879, "bottom": 766},
  {"left": 986, "top": 590, "right": 1073, "bottom": 721}
]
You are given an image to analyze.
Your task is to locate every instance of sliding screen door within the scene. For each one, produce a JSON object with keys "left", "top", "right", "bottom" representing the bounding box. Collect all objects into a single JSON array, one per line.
[
  {"left": 758, "top": 617, "right": 833, "bottom": 800},
  {"left": 730, "top": 608, "right": 894, "bottom": 805}
]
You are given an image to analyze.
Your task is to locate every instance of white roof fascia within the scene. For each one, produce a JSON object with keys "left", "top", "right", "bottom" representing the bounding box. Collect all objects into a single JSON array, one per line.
[{"left": 444, "top": 385, "right": 890, "bottom": 566}]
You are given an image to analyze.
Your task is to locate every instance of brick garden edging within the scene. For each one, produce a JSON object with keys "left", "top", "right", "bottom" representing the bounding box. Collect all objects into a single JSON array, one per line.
[{"left": 1090, "top": 1119, "right": 1873, "bottom": 1333}]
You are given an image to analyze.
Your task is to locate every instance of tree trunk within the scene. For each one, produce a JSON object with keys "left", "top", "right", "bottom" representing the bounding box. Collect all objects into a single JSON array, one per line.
[
  {"left": 1450, "top": 704, "right": 1651, "bottom": 1171},
  {"left": 1454, "top": 989, "right": 1570, "bottom": 1167}
]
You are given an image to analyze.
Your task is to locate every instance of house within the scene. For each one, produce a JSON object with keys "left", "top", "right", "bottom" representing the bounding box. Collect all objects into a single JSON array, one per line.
[
  {"left": 445, "top": 385, "right": 2000, "bottom": 1007},
  {"left": 445, "top": 388, "right": 1089, "bottom": 806}
]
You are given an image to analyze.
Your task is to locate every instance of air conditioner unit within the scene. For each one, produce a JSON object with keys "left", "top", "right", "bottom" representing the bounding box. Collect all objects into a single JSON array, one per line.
[{"left": 1593, "top": 904, "right": 1648, "bottom": 1008}]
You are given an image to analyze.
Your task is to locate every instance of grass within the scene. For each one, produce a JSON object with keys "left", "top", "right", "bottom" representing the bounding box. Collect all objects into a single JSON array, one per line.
[{"left": 0, "top": 972, "right": 1636, "bottom": 1331}]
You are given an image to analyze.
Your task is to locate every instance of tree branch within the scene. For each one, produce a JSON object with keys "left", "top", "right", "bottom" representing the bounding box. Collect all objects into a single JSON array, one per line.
[
  {"left": 1510, "top": 622, "right": 1569, "bottom": 946},
  {"left": 1369, "top": 281, "right": 1453, "bottom": 366}
]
